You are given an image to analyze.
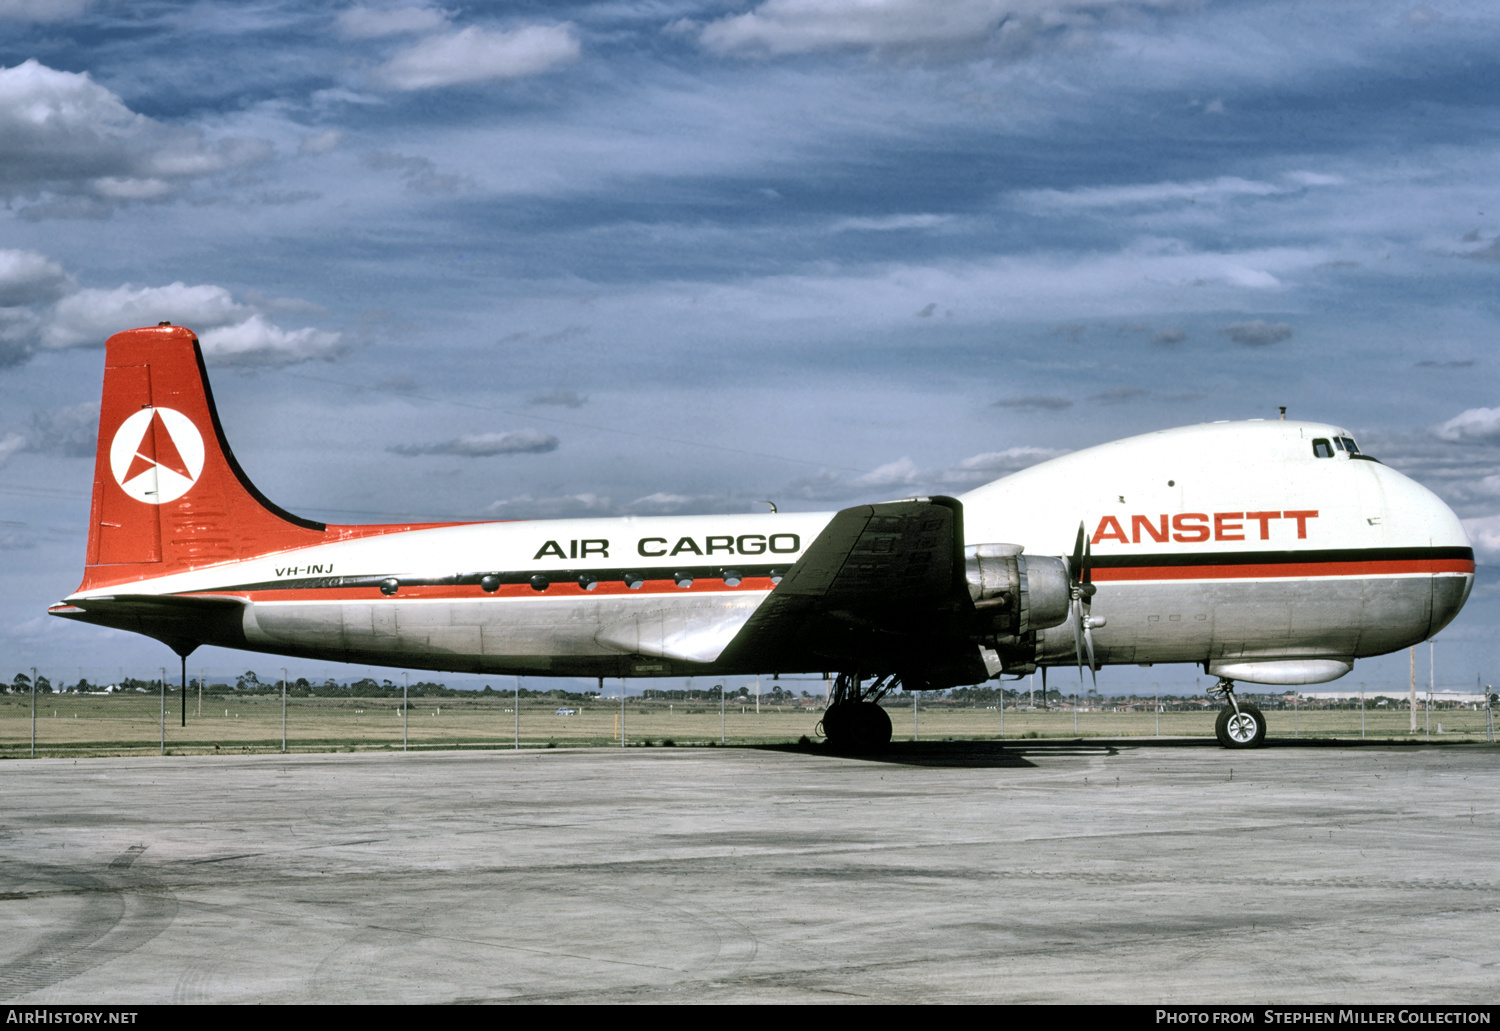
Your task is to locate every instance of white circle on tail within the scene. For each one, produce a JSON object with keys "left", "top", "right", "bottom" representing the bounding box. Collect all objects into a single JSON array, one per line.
[{"left": 108, "top": 407, "right": 206, "bottom": 504}]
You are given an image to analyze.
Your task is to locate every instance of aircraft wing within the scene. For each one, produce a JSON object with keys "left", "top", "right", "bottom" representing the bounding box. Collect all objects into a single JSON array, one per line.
[{"left": 719, "top": 496, "right": 987, "bottom": 687}]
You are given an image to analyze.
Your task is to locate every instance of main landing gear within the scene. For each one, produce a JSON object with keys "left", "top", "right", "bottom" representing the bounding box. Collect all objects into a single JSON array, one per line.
[
  {"left": 1209, "top": 677, "right": 1267, "bottom": 749},
  {"left": 818, "top": 673, "right": 896, "bottom": 753}
]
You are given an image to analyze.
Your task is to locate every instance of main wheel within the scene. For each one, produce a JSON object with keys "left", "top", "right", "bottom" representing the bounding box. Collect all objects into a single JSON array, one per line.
[
  {"left": 821, "top": 701, "right": 892, "bottom": 752},
  {"left": 1215, "top": 703, "right": 1266, "bottom": 748}
]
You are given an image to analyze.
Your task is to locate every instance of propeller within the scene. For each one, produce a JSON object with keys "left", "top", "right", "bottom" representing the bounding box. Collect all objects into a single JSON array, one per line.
[{"left": 1068, "top": 521, "right": 1099, "bottom": 689}]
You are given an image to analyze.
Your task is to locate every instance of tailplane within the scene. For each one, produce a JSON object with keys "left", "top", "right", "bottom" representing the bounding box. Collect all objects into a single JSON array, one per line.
[{"left": 78, "top": 324, "right": 328, "bottom": 591}]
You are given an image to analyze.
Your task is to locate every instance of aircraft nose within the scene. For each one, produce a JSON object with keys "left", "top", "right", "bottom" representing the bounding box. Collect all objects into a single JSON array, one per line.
[
  {"left": 1422, "top": 490, "right": 1475, "bottom": 638},
  {"left": 1430, "top": 566, "right": 1474, "bottom": 638}
]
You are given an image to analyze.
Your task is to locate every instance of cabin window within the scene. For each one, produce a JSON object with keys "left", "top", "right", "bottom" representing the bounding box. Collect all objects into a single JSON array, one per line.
[{"left": 1312, "top": 438, "right": 1334, "bottom": 458}]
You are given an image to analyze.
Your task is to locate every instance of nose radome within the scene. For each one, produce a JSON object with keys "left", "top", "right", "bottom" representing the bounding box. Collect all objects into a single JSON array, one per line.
[{"left": 1430, "top": 572, "right": 1473, "bottom": 638}]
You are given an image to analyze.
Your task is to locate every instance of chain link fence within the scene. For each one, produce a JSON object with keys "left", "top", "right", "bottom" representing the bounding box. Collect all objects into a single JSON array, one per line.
[{"left": 1, "top": 672, "right": 1495, "bottom": 757}]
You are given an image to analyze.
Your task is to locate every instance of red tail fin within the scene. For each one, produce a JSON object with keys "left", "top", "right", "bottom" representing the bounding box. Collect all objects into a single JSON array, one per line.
[{"left": 79, "top": 325, "right": 328, "bottom": 591}]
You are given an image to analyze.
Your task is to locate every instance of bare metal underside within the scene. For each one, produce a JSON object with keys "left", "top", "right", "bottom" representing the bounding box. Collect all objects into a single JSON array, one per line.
[{"left": 57, "top": 571, "right": 1469, "bottom": 683}]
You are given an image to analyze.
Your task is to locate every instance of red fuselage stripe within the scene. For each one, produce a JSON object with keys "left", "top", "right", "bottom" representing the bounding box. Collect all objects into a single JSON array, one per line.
[{"left": 1093, "top": 558, "right": 1475, "bottom": 582}]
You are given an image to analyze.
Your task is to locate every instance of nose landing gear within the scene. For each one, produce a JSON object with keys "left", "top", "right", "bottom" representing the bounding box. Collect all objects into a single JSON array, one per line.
[{"left": 1209, "top": 677, "right": 1267, "bottom": 749}]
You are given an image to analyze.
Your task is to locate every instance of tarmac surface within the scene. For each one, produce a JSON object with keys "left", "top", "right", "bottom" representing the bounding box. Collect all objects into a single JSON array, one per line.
[{"left": 1, "top": 739, "right": 1496, "bottom": 1004}]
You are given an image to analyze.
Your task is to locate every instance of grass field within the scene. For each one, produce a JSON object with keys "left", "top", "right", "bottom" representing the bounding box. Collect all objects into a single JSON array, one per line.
[{"left": 1, "top": 693, "right": 1494, "bottom": 757}]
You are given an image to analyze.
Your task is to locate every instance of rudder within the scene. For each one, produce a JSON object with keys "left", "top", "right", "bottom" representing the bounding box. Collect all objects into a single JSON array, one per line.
[{"left": 80, "top": 324, "right": 328, "bottom": 592}]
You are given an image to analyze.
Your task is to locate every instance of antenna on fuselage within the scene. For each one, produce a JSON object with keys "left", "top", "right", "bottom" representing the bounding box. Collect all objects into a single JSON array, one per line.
[{"left": 1278, "top": 406, "right": 1287, "bottom": 420}]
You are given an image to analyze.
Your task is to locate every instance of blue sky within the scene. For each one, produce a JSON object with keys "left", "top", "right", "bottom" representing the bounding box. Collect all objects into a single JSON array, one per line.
[{"left": 2, "top": 0, "right": 1498, "bottom": 693}]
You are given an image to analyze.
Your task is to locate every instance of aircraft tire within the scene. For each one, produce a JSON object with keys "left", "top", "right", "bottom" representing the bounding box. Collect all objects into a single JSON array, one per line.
[
  {"left": 822, "top": 701, "right": 892, "bottom": 753},
  {"left": 854, "top": 701, "right": 893, "bottom": 751},
  {"left": 1215, "top": 703, "right": 1267, "bottom": 749}
]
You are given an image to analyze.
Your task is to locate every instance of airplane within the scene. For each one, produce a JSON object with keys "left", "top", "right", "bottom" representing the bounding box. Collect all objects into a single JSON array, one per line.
[{"left": 50, "top": 324, "right": 1475, "bottom": 751}]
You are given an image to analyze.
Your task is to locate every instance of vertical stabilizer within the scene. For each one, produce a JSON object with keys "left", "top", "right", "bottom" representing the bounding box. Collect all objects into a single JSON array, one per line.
[{"left": 79, "top": 325, "right": 327, "bottom": 591}]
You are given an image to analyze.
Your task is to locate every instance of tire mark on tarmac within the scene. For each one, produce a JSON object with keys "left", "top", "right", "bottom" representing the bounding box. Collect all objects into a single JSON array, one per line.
[{"left": 0, "top": 853, "right": 178, "bottom": 1002}]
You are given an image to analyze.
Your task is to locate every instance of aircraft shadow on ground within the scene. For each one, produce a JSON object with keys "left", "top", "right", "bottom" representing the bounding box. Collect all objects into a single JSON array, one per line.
[
  {"left": 758, "top": 736, "right": 1489, "bottom": 767},
  {"left": 758, "top": 741, "right": 1041, "bottom": 768}
]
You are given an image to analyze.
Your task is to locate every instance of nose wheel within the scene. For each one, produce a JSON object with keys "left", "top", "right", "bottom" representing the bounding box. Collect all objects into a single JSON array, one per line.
[{"left": 1209, "top": 677, "right": 1267, "bottom": 749}]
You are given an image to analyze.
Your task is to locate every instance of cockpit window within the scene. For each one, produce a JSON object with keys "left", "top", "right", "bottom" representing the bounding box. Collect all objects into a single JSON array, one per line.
[
  {"left": 1339, "top": 436, "right": 1360, "bottom": 454},
  {"left": 1312, "top": 438, "right": 1334, "bottom": 459},
  {"left": 1332, "top": 437, "right": 1345, "bottom": 451}
]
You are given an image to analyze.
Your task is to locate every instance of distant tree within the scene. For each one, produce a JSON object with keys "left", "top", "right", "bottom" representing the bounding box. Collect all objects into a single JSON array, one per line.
[
  {"left": 35, "top": 675, "right": 52, "bottom": 693},
  {"left": 236, "top": 670, "right": 261, "bottom": 691},
  {"left": 11, "top": 673, "right": 30, "bottom": 694}
]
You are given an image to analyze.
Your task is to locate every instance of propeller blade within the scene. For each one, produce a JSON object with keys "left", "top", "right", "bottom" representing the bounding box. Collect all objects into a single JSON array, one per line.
[
  {"left": 1082, "top": 536, "right": 1092, "bottom": 587},
  {"left": 1082, "top": 617, "right": 1097, "bottom": 688},
  {"left": 1072, "top": 596, "right": 1085, "bottom": 686},
  {"left": 1071, "top": 521, "right": 1086, "bottom": 582}
]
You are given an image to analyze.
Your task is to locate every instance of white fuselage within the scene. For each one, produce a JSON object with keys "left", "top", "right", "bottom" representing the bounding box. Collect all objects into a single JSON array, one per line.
[{"left": 61, "top": 420, "right": 1473, "bottom": 685}]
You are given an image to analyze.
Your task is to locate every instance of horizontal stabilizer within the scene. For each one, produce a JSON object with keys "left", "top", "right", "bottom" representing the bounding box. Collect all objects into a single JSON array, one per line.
[{"left": 50, "top": 593, "right": 247, "bottom": 657}]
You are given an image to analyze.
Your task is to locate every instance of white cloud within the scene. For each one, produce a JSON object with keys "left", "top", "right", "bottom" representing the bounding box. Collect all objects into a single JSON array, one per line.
[
  {"left": 482, "top": 490, "right": 742, "bottom": 518},
  {"left": 700, "top": 0, "right": 1015, "bottom": 55},
  {"left": 1461, "top": 515, "right": 1500, "bottom": 562},
  {"left": 25, "top": 401, "right": 98, "bottom": 458},
  {"left": 625, "top": 492, "right": 732, "bottom": 515},
  {"left": 375, "top": 24, "right": 580, "bottom": 90},
  {"left": 1020, "top": 176, "right": 1285, "bottom": 210},
  {"left": 830, "top": 213, "right": 954, "bottom": 232},
  {"left": 336, "top": 4, "right": 449, "bottom": 39},
  {"left": 1437, "top": 407, "right": 1500, "bottom": 443},
  {"left": 785, "top": 447, "right": 1064, "bottom": 502},
  {"left": 0, "top": 60, "right": 271, "bottom": 210},
  {"left": 0, "top": 0, "right": 89, "bottom": 22},
  {"left": 942, "top": 447, "right": 1069, "bottom": 483},
  {"left": 0, "top": 249, "right": 72, "bottom": 306},
  {"left": 44, "top": 283, "right": 247, "bottom": 349},
  {"left": 0, "top": 432, "right": 25, "bottom": 466},
  {"left": 297, "top": 130, "right": 344, "bottom": 156},
  {"left": 198, "top": 314, "right": 345, "bottom": 366},
  {"left": 390, "top": 429, "right": 558, "bottom": 457},
  {"left": 528, "top": 389, "right": 587, "bottom": 408},
  {"left": 1220, "top": 319, "right": 1293, "bottom": 346},
  {"left": 487, "top": 492, "right": 615, "bottom": 518},
  {"left": 573, "top": 240, "right": 1315, "bottom": 339},
  {"left": 0, "top": 307, "right": 40, "bottom": 366},
  {"left": 1283, "top": 170, "right": 1345, "bottom": 187},
  {"left": 0, "top": 252, "right": 343, "bottom": 368},
  {"left": 697, "top": 0, "right": 1182, "bottom": 58},
  {"left": 855, "top": 457, "right": 922, "bottom": 490}
]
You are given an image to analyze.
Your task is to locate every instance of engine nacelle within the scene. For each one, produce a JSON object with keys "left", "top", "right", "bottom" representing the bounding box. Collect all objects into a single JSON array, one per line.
[{"left": 964, "top": 544, "right": 1072, "bottom": 639}]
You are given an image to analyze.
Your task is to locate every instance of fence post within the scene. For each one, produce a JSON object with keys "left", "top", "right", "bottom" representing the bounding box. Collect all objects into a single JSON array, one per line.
[
  {"left": 159, "top": 666, "right": 166, "bottom": 756},
  {"left": 30, "top": 666, "right": 36, "bottom": 759},
  {"left": 281, "top": 667, "right": 288, "bottom": 754}
]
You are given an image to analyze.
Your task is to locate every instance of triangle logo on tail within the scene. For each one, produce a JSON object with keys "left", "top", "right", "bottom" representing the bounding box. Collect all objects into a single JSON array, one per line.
[{"left": 109, "top": 407, "right": 206, "bottom": 505}]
